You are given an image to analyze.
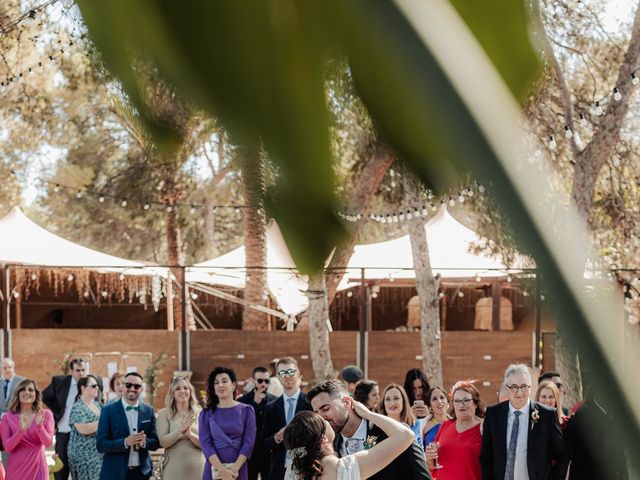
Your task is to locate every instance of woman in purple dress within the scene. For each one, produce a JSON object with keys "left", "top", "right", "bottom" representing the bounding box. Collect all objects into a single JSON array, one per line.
[{"left": 199, "top": 367, "right": 256, "bottom": 480}]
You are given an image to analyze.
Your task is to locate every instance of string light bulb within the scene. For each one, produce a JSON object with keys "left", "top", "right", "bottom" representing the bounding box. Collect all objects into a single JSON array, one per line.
[
  {"left": 548, "top": 135, "right": 557, "bottom": 151},
  {"left": 613, "top": 88, "right": 622, "bottom": 101},
  {"left": 98, "top": 196, "right": 105, "bottom": 203},
  {"left": 579, "top": 113, "right": 588, "bottom": 128},
  {"left": 564, "top": 126, "right": 573, "bottom": 139},
  {"left": 121, "top": 200, "right": 127, "bottom": 207},
  {"left": 143, "top": 204, "right": 150, "bottom": 210},
  {"left": 591, "top": 101, "right": 603, "bottom": 116},
  {"left": 190, "top": 205, "right": 196, "bottom": 214},
  {"left": 76, "top": 191, "right": 83, "bottom": 199},
  {"left": 53, "top": 185, "right": 60, "bottom": 193},
  {"left": 24, "top": 10, "right": 37, "bottom": 26},
  {"left": 632, "top": 73, "right": 640, "bottom": 86}
]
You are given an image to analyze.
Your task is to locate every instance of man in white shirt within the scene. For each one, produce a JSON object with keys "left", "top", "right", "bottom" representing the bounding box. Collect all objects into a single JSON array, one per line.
[
  {"left": 96, "top": 371, "right": 159, "bottom": 479},
  {"left": 43, "top": 358, "right": 90, "bottom": 480},
  {"left": 481, "top": 364, "right": 569, "bottom": 480}
]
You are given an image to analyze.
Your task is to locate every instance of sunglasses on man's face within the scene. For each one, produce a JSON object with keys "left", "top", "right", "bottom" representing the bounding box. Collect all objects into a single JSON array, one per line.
[
  {"left": 125, "top": 382, "right": 143, "bottom": 390},
  {"left": 255, "top": 378, "right": 270, "bottom": 384},
  {"left": 86, "top": 384, "right": 99, "bottom": 389},
  {"left": 278, "top": 369, "right": 297, "bottom": 378}
]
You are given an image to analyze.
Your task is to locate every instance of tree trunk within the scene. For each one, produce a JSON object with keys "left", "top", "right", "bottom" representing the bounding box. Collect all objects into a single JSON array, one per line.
[
  {"left": 307, "top": 272, "right": 335, "bottom": 381},
  {"left": 166, "top": 205, "right": 185, "bottom": 329},
  {"left": 239, "top": 143, "right": 268, "bottom": 330},
  {"left": 406, "top": 183, "right": 442, "bottom": 387},
  {"left": 325, "top": 143, "right": 395, "bottom": 303},
  {"left": 203, "top": 196, "right": 217, "bottom": 259}
]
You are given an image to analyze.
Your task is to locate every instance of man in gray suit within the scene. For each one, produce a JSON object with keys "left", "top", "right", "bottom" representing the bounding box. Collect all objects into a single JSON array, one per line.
[
  {"left": 0, "top": 357, "right": 24, "bottom": 466},
  {"left": 0, "top": 358, "right": 24, "bottom": 412}
]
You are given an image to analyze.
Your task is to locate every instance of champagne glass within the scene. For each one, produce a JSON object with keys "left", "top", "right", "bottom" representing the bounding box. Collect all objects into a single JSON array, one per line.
[{"left": 428, "top": 442, "right": 443, "bottom": 469}]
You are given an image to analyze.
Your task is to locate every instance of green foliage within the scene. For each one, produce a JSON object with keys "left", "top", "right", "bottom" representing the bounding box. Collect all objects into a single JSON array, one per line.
[{"left": 143, "top": 352, "right": 168, "bottom": 407}]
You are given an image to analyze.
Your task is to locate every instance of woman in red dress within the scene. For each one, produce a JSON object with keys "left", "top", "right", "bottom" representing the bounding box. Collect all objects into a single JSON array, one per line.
[{"left": 425, "top": 380, "right": 485, "bottom": 480}]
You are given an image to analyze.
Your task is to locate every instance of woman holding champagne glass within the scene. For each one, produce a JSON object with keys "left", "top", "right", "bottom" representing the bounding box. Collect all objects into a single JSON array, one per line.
[{"left": 426, "top": 381, "right": 484, "bottom": 479}]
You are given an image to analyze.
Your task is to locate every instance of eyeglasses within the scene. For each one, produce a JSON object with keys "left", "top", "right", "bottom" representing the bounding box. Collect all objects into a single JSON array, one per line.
[
  {"left": 255, "top": 378, "right": 270, "bottom": 384},
  {"left": 86, "top": 384, "right": 99, "bottom": 389},
  {"left": 453, "top": 398, "right": 473, "bottom": 406},
  {"left": 507, "top": 384, "right": 531, "bottom": 393},
  {"left": 278, "top": 369, "right": 298, "bottom": 378},
  {"left": 125, "top": 382, "right": 143, "bottom": 390}
]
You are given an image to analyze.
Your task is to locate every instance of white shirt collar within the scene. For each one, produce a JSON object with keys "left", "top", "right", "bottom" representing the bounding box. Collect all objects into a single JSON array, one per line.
[
  {"left": 121, "top": 397, "right": 140, "bottom": 410},
  {"left": 508, "top": 400, "right": 531, "bottom": 416},
  {"left": 342, "top": 417, "right": 368, "bottom": 441},
  {"left": 283, "top": 389, "right": 300, "bottom": 403}
]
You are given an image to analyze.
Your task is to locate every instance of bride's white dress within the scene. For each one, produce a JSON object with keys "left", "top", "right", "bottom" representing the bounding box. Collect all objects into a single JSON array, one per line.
[{"left": 284, "top": 455, "right": 361, "bottom": 480}]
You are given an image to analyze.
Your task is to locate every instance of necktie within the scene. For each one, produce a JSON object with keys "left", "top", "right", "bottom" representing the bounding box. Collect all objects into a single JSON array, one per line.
[
  {"left": 3, "top": 379, "right": 8, "bottom": 401},
  {"left": 286, "top": 397, "right": 296, "bottom": 424},
  {"left": 505, "top": 410, "right": 521, "bottom": 480},
  {"left": 125, "top": 405, "right": 139, "bottom": 411}
]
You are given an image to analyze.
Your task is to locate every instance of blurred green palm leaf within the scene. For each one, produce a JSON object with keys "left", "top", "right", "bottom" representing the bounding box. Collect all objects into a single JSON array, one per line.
[{"left": 77, "top": 0, "right": 639, "bottom": 469}]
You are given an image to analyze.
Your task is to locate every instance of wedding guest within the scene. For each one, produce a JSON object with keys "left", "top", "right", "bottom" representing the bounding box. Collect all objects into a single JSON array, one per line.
[
  {"left": 96, "top": 371, "right": 159, "bottom": 480},
  {"left": 0, "top": 358, "right": 24, "bottom": 414},
  {"left": 157, "top": 376, "right": 204, "bottom": 480},
  {"left": 307, "top": 379, "right": 431, "bottom": 479},
  {"left": 0, "top": 378, "right": 54, "bottom": 480},
  {"left": 107, "top": 372, "right": 126, "bottom": 405},
  {"left": 340, "top": 365, "right": 363, "bottom": 395},
  {"left": 426, "top": 381, "right": 484, "bottom": 479},
  {"left": 43, "top": 358, "right": 100, "bottom": 480},
  {"left": 263, "top": 357, "right": 312, "bottom": 480},
  {"left": 353, "top": 380, "right": 379, "bottom": 412},
  {"left": 199, "top": 367, "right": 256, "bottom": 480},
  {"left": 538, "top": 371, "right": 570, "bottom": 416},
  {"left": 481, "top": 364, "right": 568, "bottom": 480},
  {"left": 68, "top": 375, "right": 102, "bottom": 480},
  {"left": 238, "top": 366, "right": 276, "bottom": 480},
  {"left": 423, "top": 386, "right": 449, "bottom": 445},
  {"left": 404, "top": 368, "right": 431, "bottom": 419},
  {"left": 379, "top": 383, "right": 425, "bottom": 450},
  {"left": 535, "top": 381, "right": 568, "bottom": 426}
]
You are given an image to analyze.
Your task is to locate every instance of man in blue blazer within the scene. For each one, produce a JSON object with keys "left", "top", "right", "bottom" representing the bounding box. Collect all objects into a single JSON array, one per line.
[
  {"left": 96, "top": 371, "right": 159, "bottom": 480},
  {"left": 262, "top": 357, "right": 312, "bottom": 480}
]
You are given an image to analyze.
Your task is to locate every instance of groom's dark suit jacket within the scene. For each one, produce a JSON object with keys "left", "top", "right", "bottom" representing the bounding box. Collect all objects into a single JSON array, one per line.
[
  {"left": 480, "top": 400, "right": 569, "bottom": 480},
  {"left": 334, "top": 419, "right": 432, "bottom": 480},
  {"left": 263, "top": 392, "right": 312, "bottom": 480}
]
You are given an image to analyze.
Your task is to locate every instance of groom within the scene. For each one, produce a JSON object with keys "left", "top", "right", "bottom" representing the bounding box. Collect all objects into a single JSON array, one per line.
[{"left": 307, "top": 380, "right": 431, "bottom": 480}]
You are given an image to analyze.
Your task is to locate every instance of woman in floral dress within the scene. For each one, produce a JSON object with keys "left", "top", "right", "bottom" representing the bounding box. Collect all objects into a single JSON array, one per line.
[{"left": 68, "top": 375, "right": 103, "bottom": 480}]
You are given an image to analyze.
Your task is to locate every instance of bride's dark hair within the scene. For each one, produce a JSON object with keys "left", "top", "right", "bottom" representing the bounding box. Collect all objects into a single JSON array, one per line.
[{"left": 284, "top": 411, "right": 328, "bottom": 479}]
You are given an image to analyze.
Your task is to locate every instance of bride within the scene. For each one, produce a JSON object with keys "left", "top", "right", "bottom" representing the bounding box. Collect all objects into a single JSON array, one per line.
[{"left": 283, "top": 397, "right": 414, "bottom": 480}]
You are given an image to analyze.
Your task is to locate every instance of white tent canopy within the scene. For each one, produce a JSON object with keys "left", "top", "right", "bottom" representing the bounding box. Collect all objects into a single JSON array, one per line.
[
  {"left": 188, "top": 207, "right": 517, "bottom": 315},
  {"left": 187, "top": 223, "right": 309, "bottom": 315},
  {"left": 0, "top": 206, "right": 151, "bottom": 274}
]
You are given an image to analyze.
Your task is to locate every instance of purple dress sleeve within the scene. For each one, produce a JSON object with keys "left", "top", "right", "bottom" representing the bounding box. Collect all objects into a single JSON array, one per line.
[
  {"left": 198, "top": 409, "right": 217, "bottom": 460},
  {"left": 239, "top": 404, "right": 256, "bottom": 459}
]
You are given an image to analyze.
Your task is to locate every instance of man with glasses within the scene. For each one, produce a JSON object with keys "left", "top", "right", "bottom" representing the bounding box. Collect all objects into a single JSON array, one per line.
[
  {"left": 44, "top": 358, "right": 102, "bottom": 480},
  {"left": 480, "top": 364, "right": 568, "bottom": 480},
  {"left": 239, "top": 366, "right": 277, "bottom": 480},
  {"left": 263, "top": 357, "right": 312, "bottom": 480},
  {"left": 96, "top": 371, "right": 159, "bottom": 480}
]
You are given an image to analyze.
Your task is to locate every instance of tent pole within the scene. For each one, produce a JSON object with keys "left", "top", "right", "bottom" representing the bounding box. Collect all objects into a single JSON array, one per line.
[
  {"left": 535, "top": 271, "right": 542, "bottom": 369},
  {"left": 2, "top": 265, "right": 11, "bottom": 358},
  {"left": 181, "top": 266, "right": 189, "bottom": 372},
  {"left": 491, "top": 279, "right": 502, "bottom": 331},
  {"left": 359, "top": 268, "right": 367, "bottom": 375}
]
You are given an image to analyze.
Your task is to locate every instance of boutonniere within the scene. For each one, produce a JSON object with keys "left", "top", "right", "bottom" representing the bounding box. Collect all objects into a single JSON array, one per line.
[
  {"left": 363, "top": 435, "right": 378, "bottom": 449},
  {"left": 530, "top": 407, "right": 540, "bottom": 430}
]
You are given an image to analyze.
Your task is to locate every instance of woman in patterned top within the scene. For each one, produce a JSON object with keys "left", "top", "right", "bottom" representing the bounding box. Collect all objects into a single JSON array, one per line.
[{"left": 68, "top": 375, "right": 103, "bottom": 480}]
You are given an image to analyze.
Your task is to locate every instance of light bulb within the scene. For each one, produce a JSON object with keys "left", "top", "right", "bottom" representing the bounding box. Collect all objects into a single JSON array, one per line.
[
  {"left": 632, "top": 73, "right": 640, "bottom": 86},
  {"left": 475, "top": 274, "right": 481, "bottom": 282},
  {"left": 67, "top": 274, "right": 74, "bottom": 281},
  {"left": 549, "top": 135, "right": 557, "bottom": 151},
  {"left": 346, "top": 291, "right": 353, "bottom": 297},
  {"left": 143, "top": 204, "right": 150, "bottom": 210},
  {"left": 507, "top": 275, "right": 513, "bottom": 283},
  {"left": 457, "top": 291, "right": 464, "bottom": 298},
  {"left": 422, "top": 208, "right": 428, "bottom": 216},
  {"left": 564, "top": 126, "right": 573, "bottom": 139},
  {"left": 24, "top": 10, "right": 36, "bottom": 26},
  {"left": 166, "top": 206, "right": 173, "bottom": 212},
  {"left": 591, "top": 101, "right": 603, "bottom": 116},
  {"left": 448, "top": 198, "right": 455, "bottom": 207},
  {"left": 76, "top": 191, "right": 83, "bottom": 199},
  {"left": 380, "top": 216, "right": 387, "bottom": 224},
  {"left": 579, "top": 113, "right": 588, "bottom": 127},
  {"left": 392, "top": 215, "right": 399, "bottom": 223},
  {"left": 458, "top": 195, "right": 465, "bottom": 203},
  {"left": 613, "top": 88, "right": 622, "bottom": 101},
  {"left": 54, "top": 185, "right": 60, "bottom": 193},
  {"left": 99, "top": 196, "right": 105, "bottom": 203},
  {"left": 121, "top": 200, "right": 127, "bottom": 207},
  {"left": 399, "top": 213, "right": 405, "bottom": 221}
]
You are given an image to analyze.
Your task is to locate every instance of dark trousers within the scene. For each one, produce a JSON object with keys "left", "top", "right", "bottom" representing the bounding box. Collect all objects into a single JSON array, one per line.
[
  {"left": 54, "top": 432, "right": 70, "bottom": 480},
  {"left": 125, "top": 466, "right": 149, "bottom": 480},
  {"left": 248, "top": 457, "right": 270, "bottom": 480}
]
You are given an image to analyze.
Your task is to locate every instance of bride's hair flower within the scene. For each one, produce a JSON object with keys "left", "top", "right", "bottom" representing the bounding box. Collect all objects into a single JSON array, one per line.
[{"left": 289, "top": 446, "right": 307, "bottom": 459}]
